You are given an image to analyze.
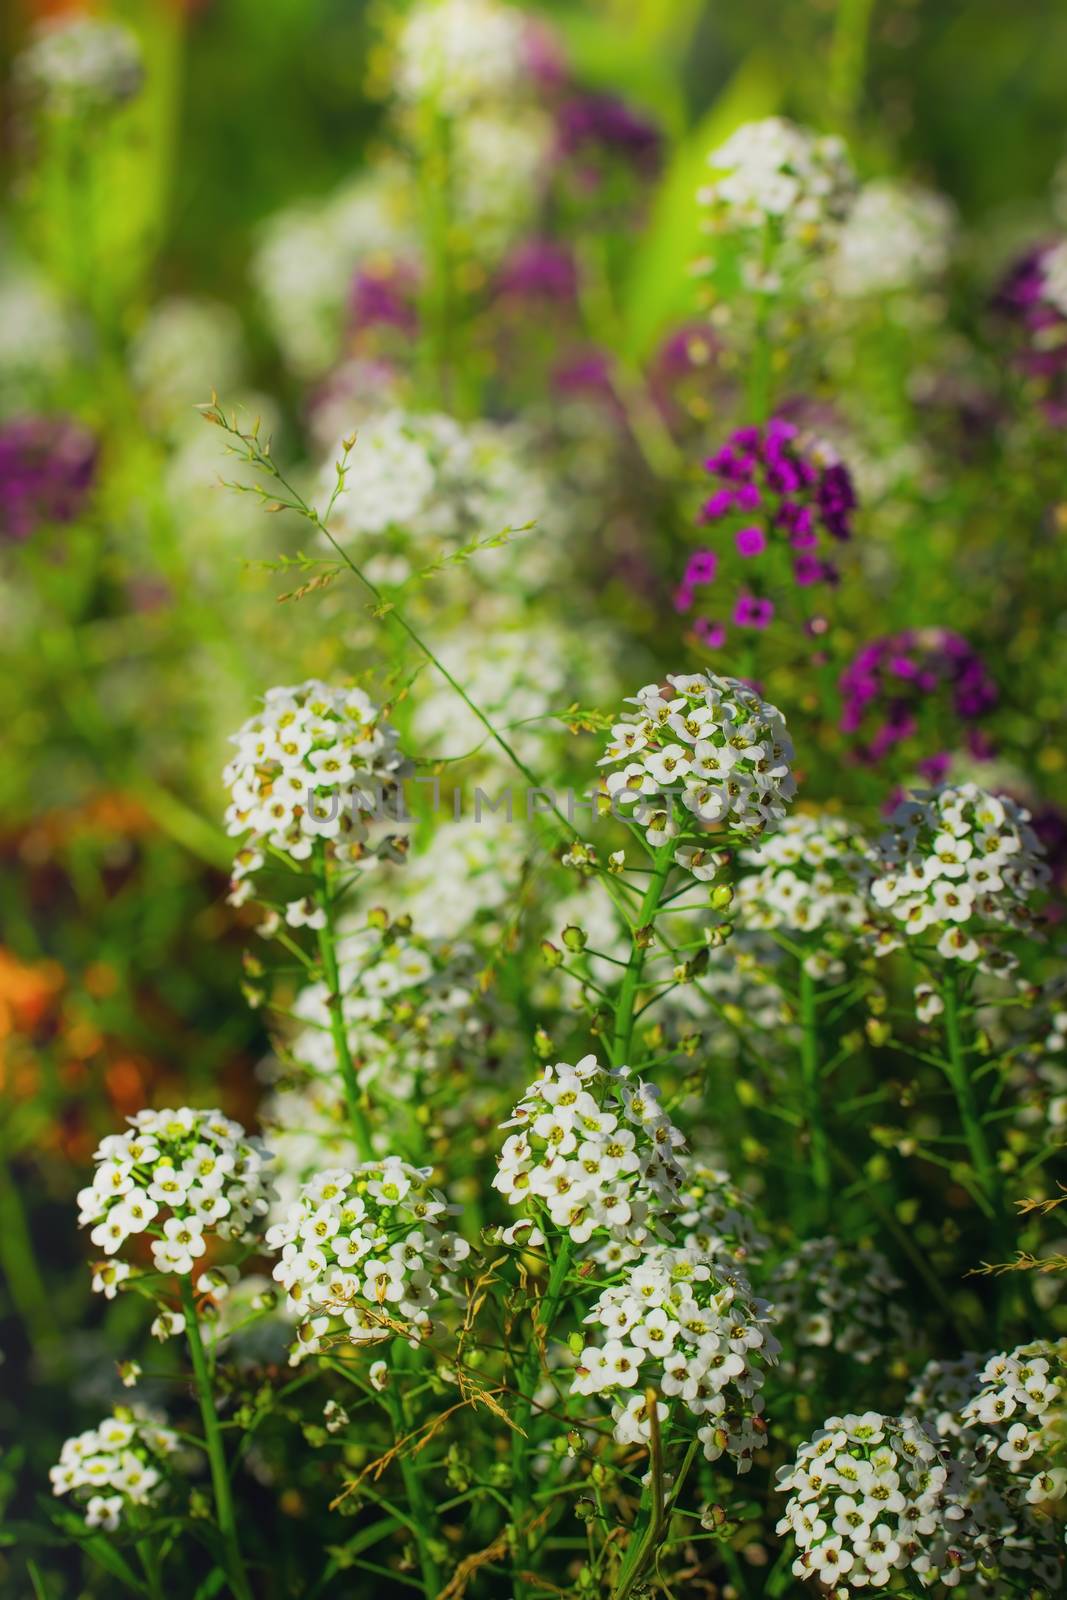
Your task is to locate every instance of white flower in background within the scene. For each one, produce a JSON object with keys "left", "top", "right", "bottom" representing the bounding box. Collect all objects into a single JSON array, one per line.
[
  {"left": 673, "top": 1161, "right": 769, "bottom": 1269},
  {"left": 493, "top": 1055, "right": 685, "bottom": 1247},
  {"left": 451, "top": 109, "right": 553, "bottom": 261},
  {"left": 0, "top": 262, "right": 71, "bottom": 399},
  {"left": 905, "top": 1354, "right": 987, "bottom": 1442},
  {"left": 264, "top": 1159, "right": 471, "bottom": 1361},
  {"left": 410, "top": 610, "right": 614, "bottom": 761},
  {"left": 78, "top": 1108, "right": 276, "bottom": 1286},
  {"left": 599, "top": 672, "right": 795, "bottom": 866},
  {"left": 769, "top": 1236, "right": 914, "bottom": 1371},
  {"left": 868, "top": 784, "right": 1049, "bottom": 969},
  {"left": 129, "top": 298, "right": 246, "bottom": 426},
  {"left": 736, "top": 812, "right": 872, "bottom": 976},
  {"left": 776, "top": 1413, "right": 975, "bottom": 1591},
  {"left": 223, "top": 680, "right": 408, "bottom": 884},
  {"left": 50, "top": 1410, "right": 180, "bottom": 1529},
  {"left": 833, "top": 180, "right": 956, "bottom": 297},
  {"left": 323, "top": 411, "right": 554, "bottom": 588},
  {"left": 251, "top": 172, "right": 414, "bottom": 377},
  {"left": 15, "top": 16, "right": 143, "bottom": 112},
  {"left": 961, "top": 1342, "right": 1064, "bottom": 1474},
  {"left": 573, "top": 1244, "right": 778, "bottom": 1470},
  {"left": 378, "top": 814, "right": 529, "bottom": 942},
  {"left": 393, "top": 0, "right": 530, "bottom": 116},
  {"left": 1040, "top": 239, "right": 1067, "bottom": 318},
  {"left": 701, "top": 118, "right": 856, "bottom": 251},
  {"left": 276, "top": 918, "right": 491, "bottom": 1114}
]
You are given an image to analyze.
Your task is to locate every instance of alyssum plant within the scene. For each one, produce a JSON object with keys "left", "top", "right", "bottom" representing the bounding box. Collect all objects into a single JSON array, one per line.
[{"left": 45, "top": 408, "right": 1065, "bottom": 1599}]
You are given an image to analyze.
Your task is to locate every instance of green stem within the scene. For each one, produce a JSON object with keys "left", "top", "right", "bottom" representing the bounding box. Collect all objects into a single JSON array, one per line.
[
  {"left": 180, "top": 1280, "right": 252, "bottom": 1600},
  {"left": 383, "top": 1341, "right": 442, "bottom": 1598},
  {"left": 613, "top": 1431, "right": 697, "bottom": 1600},
  {"left": 509, "top": 1235, "right": 575, "bottom": 1596},
  {"left": 313, "top": 841, "right": 374, "bottom": 1162},
  {"left": 798, "top": 965, "right": 832, "bottom": 1223},
  {"left": 610, "top": 842, "right": 676, "bottom": 1068},
  {"left": 940, "top": 970, "right": 1002, "bottom": 1231},
  {"left": 829, "top": 0, "right": 877, "bottom": 131}
]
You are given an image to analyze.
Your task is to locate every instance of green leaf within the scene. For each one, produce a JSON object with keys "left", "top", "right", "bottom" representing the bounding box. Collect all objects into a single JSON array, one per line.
[
  {"left": 45, "top": 1503, "right": 149, "bottom": 1595},
  {"left": 193, "top": 1568, "right": 230, "bottom": 1600},
  {"left": 618, "top": 51, "right": 781, "bottom": 361}
]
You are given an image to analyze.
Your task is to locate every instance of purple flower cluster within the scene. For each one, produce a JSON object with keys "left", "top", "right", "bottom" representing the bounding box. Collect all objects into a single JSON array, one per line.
[
  {"left": 496, "top": 239, "right": 577, "bottom": 303},
  {"left": 994, "top": 243, "right": 1067, "bottom": 424},
  {"left": 554, "top": 92, "right": 662, "bottom": 184},
  {"left": 675, "top": 417, "right": 856, "bottom": 645},
  {"left": 839, "top": 628, "right": 998, "bottom": 768},
  {"left": 0, "top": 415, "right": 98, "bottom": 542},
  {"left": 349, "top": 262, "right": 418, "bottom": 337}
]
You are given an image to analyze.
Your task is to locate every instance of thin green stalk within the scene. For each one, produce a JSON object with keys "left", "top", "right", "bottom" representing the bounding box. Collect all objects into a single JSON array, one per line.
[
  {"left": 313, "top": 841, "right": 374, "bottom": 1162},
  {"left": 610, "top": 841, "right": 676, "bottom": 1068},
  {"left": 940, "top": 970, "right": 1002, "bottom": 1234},
  {"left": 510, "top": 1237, "right": 574, "bottom": 1597},
  {"left": 798, "top": 965, "right": 832, "bottom": 1223},
  {"left": 613, "top": 1427, "right": 697, "bottom": 1600},
  {"left": 180, "top": 1279, "right": 252, "bottom": 1600},
  {"left": 382, "top": 1341, "right": 442, "bottom": 1598},
  {"left": 829, "top": 0, "right": 877, "bottom": 131}
]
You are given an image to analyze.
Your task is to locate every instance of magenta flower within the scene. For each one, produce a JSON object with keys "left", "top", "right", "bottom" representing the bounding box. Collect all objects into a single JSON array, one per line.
[
  {"left": 839, "top": 628, "right": 998, "bottom": 769},
  {"left": 0, "top": 415, "right": 98, "bottom": 542},
  {"left": 736, "top": 525, "right": 765, "bottom": 557},
  {"left": 733, "top": 594, "right": 774, "bottom": 629}
]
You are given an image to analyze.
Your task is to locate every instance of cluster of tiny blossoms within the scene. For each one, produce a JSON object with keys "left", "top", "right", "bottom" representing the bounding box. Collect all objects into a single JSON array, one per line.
[
  {"left": 678, "top": 418, "right": 857, "bottom": 641},
  {"left": 265, "top": 1159, "right": 470, "bottom": 1363},
  {"left": 700, "top": 118, "right": 856, "bottom": 261},
  {"left": 223, "top": 680, "right": 408, "bottom": 898},
  {"left": 736, "top": 814, "right": 871, "bottom": 975},
  {"left": 960, "top": 1341, "right": 1065, "bottom": 1499},
  {"left": 15, "top": 15, "right": 143, "bottom": 113},
  {"left": 832, "top": 180, "right": 956, "bottom": 298},
  {"left": 78, "top": 1108, "right": 276, "bottom": 1290},
  {"left": 392, "top": 0, "right": 531, "bottom": 117},
  {"left": 598, "top": 672, "right": 795, "bottom": 872},
  {"left": 50, "top": 1411, "right": 180, "bottom": 1531},
  {"left": 492, "top": 1055, "right": 685, "bottom": 1248},
  {"left": 869, "top": 784, "right": 1049, "bottom": 967},
  {"left": 769, "top": 1237, "right": 914, "bottom": 1373},
  {"left": 775, "top": 1412, "right": 975, "bottom": 1591},
  {"left": 907, "top": 1350, "right": 1066, "bottom": 1590},
  {"left": 573, "top": 1245, "right": 779, "bottom": 1470}
]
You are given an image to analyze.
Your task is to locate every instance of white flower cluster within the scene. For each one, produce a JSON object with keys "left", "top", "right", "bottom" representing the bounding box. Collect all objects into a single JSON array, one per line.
[
  {"left": 833, "top": 180, "right": 956, "bottom": 298},
  {"left": 776, "top": 1412, "right": 975, "bottom": 1591},
  {"left": 599, "top": 672, "right": 795, "bottom": 868},
  {"left": 450, "top": 108, "right": 553, "bottom": 261},
  {"left": 573, "top": 1245, "right": 779, "bottom": 1470},
  {"left": 736, "top": 812, "right": 871, "bottom": 975},
  {"left": 16, "top": 16, "right": 143, "bottom": 112},
  {"left": 493, "top": 1055, "right": 686, "bottom": 1247},
  {"left": 411, "top": 610, "right": 614, "bottom": 762},
  {"left": 770, "top": 1237, "right": 913, "bottom": 1371},
  {"left": 223, "top": 680, "right": 407, "bottom": 891},
  {"left": 265, "top": 1159, "right": 471, "bottom": 1361},
  {"left": 324, "top": 411, "right": 552, "bottom": 588},
  {"left": 1040, "top": 239, "right": 1067, "bottom": 318},
  {"left": 280, "top": 919, "right": 488, "bottom": 1106},
  {"left": 129, "top": 298, "right": 246, "bottom": 425},
  {"left": 393, "top": 0, "right": 530, "bottom": 116},
  {"left": 960, "top": 1342, "right": 1064, "bottom": 1489},
  {"left": 50, "top": 1411, "right": 180, "bottom": 1531},
  {"left": 78, "top": 1108, "right": 276, "bottom": 1285},
  {"left": 908, "top": 1347, "right": 1066, "bottom": 1591},
  {"left": 673, "top": 1160, "right": 769, "bottom": 1269},
  {"left": 379, "top": 814, "right": 528, "bottom": 943},
  {"left": 250, "top": 171, "right": 414, "bottom": 377},
  {"left": 869, "top": 784, "right": 1049, "bottom": 967},
  {"left": 701, "top": 118, "right": 856, "bottom": 246}
]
